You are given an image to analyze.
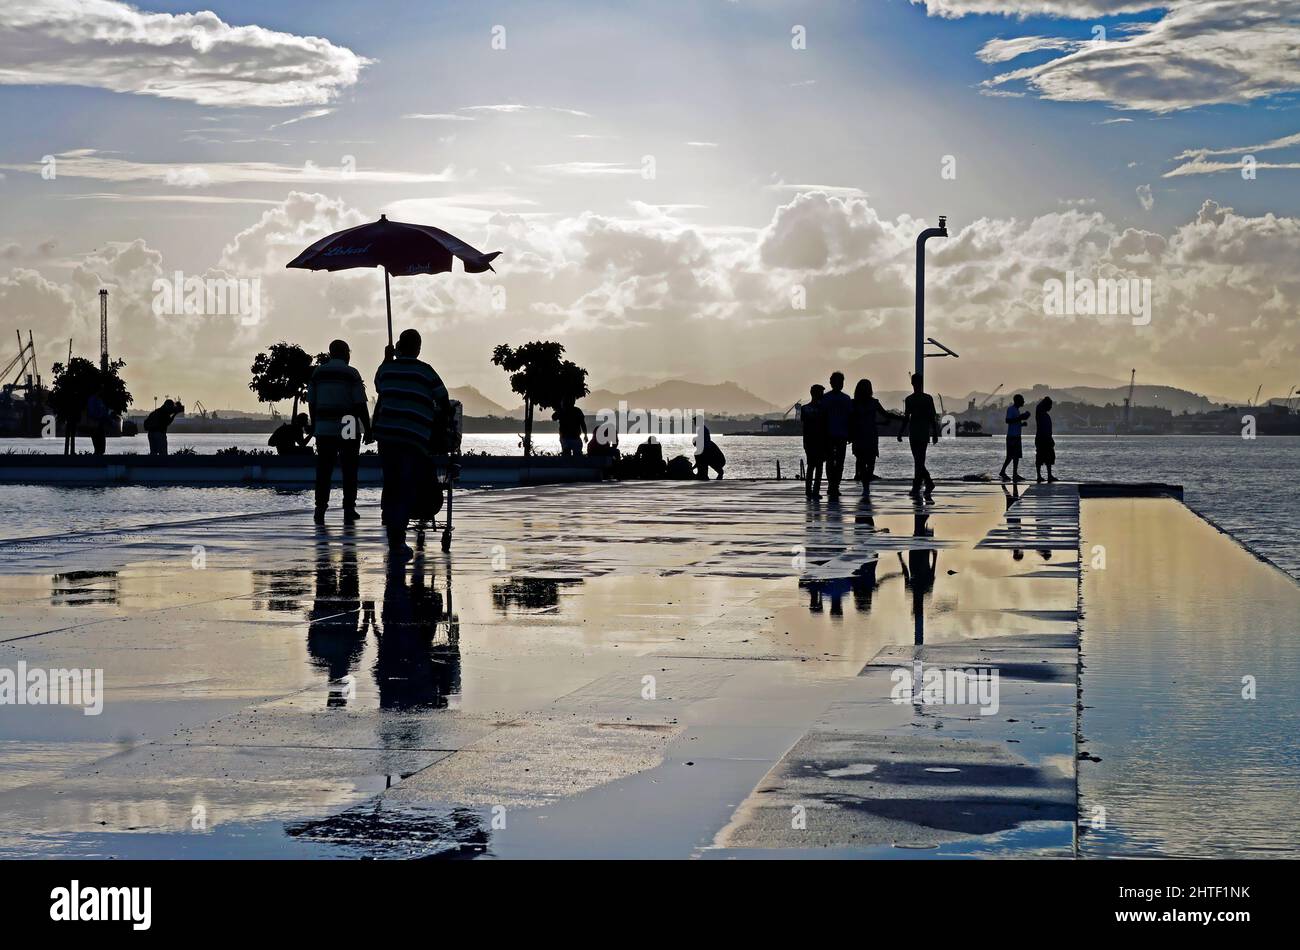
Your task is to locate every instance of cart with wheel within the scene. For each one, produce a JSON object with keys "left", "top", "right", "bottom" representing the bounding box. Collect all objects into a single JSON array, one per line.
[{"left": 413, "top": 399, "right": 463, "bottom": 553}]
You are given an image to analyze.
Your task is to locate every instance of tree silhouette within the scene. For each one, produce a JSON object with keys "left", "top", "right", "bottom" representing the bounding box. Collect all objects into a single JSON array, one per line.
[
  {"left": 48, "top": 356, "right": 132, "bottom": 455},
  {"left": 249, "top": 342, "right": 326, "bottom": 420},
  {"left": 491, "top": 341, "right": 589, "bottom": 457}
]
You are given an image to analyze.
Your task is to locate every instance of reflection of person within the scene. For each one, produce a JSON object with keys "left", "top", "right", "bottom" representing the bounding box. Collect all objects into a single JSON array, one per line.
[
  {"left": 553, "top": 399, "right": 587, "bottom": 457},
  {"left": 373, "top": 329, "right": 448, "bottom": 560},
  {"left": 1035, "top": 396, "right": 1057, "bottom": 483},
  {"left": 377, "top": 558, "right": 460, "bottom": 710},
  {"left": 143, "top": 399, "right": 182, "bottom": 456},
  {"left": 897, "top": 374, "right": 939, "bottom": 499},
  {"left": 898, "top": 511, "right": 938, "bottom": 646},
  {"left": 822, "top": 372, "right": 853, "bottom": 497},
  {"left": 269, "top": 413, "right": 313, "bottom": 456},
  {"left": 306, "top": 540, "right": 368, "bottom": 707},
  {"left": 310, "top": 340, "right": 372, "bottom": 524},
  {"left": 850, "top": 378, "right": 893, "bottom": 492},
  {"left": 801, "top": 385, "right": 827, "bottom": 498},
  {"left": 998, "top": 394, "right": 1031, "bottom": 483}
]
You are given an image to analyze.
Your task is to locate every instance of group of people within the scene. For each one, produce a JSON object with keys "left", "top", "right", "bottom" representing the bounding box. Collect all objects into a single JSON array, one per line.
[
  {"left": 269, "top": 331, "right": 449, "bottom": 562},
  {"left": 997, "top": 393, "right": 1057, "bottom": 483},
  {"left": 800, "top": 372, "right": 1058, "bottom": 501}
]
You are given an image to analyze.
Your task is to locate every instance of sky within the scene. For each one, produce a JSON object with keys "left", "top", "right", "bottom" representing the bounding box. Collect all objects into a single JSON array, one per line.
[{"left": 1, "top": 0, "right": 1298, "bottom": 411}]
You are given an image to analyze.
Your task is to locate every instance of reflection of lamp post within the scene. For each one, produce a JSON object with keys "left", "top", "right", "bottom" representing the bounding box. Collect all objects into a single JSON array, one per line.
[{"left": 915, "top": 216, "right": 949, "bottom": 379}]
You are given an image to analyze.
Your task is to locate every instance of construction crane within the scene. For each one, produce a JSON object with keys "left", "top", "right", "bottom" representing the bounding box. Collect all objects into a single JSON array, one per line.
[
  {"left": 978, "top": 384, "right": 1003, "bottom": 409},
  {"left": 1248, "top": 384, "right": 1263, "bottom": 407},
  {"left": 1121, "top": 369, "right": 1136, "bottom": 430},
  {"left": 3, "top": 331, "right": 39, "bottom": 389},
  {"left": 193, "top": 400, "right": 209, "bottom": 420}
]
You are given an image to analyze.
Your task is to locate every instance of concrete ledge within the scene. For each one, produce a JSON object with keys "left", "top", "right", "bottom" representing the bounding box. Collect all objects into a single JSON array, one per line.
[
  {"left": 0, "top": 453, "right": 612, "bottom": 487},
  {"left": 1076, "top": 482, "right": 1183, "bottom": 499}
]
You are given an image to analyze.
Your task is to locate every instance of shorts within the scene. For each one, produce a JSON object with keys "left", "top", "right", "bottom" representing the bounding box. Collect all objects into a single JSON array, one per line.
[
  {"left": 1035, "top": 436, "right": 1055, "bottom": 467},
  {"left": 1006, "top": 434, "right": 1022, "bottom": 460}
]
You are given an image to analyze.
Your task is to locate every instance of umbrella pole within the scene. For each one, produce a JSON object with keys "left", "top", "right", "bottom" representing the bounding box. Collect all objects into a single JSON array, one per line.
[{"left": 383, "top": 266, "right": 394, "bottom": 356}]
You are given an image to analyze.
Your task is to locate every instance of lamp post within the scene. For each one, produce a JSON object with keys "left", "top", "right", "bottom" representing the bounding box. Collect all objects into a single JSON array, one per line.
[{"left": 915, "top": 216, "right": 948, "bottom": 380}]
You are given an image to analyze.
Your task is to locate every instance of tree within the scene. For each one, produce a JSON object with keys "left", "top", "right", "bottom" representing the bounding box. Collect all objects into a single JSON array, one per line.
[
  {"left": 249, "top": 342, "right": 325, "bottom": 420},
  {"left": 48, "top": 356, "right": 132, "bottom": 455},
  {"left": 491, "top": 341, "right": 589, "bottom": 457}
]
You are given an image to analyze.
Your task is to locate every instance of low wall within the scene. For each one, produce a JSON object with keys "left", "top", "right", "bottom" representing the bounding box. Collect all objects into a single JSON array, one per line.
[{"left": 0, "top": 453, "right": 611, "bottom": 487}]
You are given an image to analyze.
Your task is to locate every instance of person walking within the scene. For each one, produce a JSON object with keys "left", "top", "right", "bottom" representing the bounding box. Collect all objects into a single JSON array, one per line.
[
  {"left": 373, "top": 329, "right": 448, "bottom": 560},
  {"left": 143, "top": 399, "right": 182, "bottom": 456},
  {"left": 897, "top": 374, "right": 939, "bottom": 500},
  {"left": 850, "top": 378, "right": 893, "bottom": 493},
  {"left": 1034, "top": 396, "right": 1057, "bottom": 483},
  {"left": 309, "top": 340, "right": 371, "bottom": 524},
  {"left": 801, "top": 384, "right": 828, "bottom": 498},
  {"left": 822, "top": 371, "right": 853, "bottom": 497},
  {"left": 998, "top": 394, "right": 1031, "bottom": 482}
]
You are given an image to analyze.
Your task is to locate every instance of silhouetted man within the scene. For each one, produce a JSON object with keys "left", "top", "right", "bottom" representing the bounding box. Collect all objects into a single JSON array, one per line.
[
  {"left": 1035, "top": 396, "right": 1057, "bottom": 483},
  {"left": 144, "top": 399, "right": 182, "bottom": 456},
  {"left": 373, "top": 329, "right": 448, "bottom": 560},
  {"left": 86, "top": 387, "right": 110, "bottom": 457},
  {"left": 801, "top": 384, "right": 827, "bottom": 498},
  {"left": 694, "top": 423, "right": 726, "bottom": 479},
  {"left": 553, "top": 398, "right": 587, "bottom": 457},
  {"left": 269, "top": 412, "right": 313, "bottom": 456},
  {"left": 998, "top": 393, "right": 1030, "bottom": 482},
  {"left": 309, "top": 340, "right": 371, "bottom": 524},
  {"left": 822, "top": 371, "right": 853, "bottom": 497},
  {"left": 897, "top": 373, "right": 939, "bottom": 499}
]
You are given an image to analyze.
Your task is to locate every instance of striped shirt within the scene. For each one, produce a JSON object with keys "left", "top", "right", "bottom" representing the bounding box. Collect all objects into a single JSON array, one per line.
[
  {"left": 308, "top": 359, "right": 368, "bottom": 438},
  {"left": 373, "top": 356, "right": 448, "bottom": 456}
]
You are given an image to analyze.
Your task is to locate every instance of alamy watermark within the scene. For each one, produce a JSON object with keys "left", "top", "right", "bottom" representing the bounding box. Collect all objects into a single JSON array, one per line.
[
  {"left": 890, "top": 663, "right": 1000, "bottom": 716},
  {"left": 0, "top": 662, "right": 104, "bottom": 715},
  {"left": 591, "top": 401, "right": 707, "bottom": 445},
  {"left": 1043, "top": 271, "right": 1151, "bottom": 326},
  {"left": 152, "top": 271, "right": 261, "bottom": 326}
]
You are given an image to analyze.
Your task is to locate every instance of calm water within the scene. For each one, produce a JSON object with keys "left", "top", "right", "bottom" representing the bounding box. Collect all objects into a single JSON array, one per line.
[{"left": 2, "top": 433, "right": 1297, "bottom": 577}]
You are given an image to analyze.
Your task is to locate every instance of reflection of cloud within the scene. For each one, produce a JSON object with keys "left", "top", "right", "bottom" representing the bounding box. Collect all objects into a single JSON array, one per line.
[{"left": 0, "top": 0, "right": 368, "bottom": 107}]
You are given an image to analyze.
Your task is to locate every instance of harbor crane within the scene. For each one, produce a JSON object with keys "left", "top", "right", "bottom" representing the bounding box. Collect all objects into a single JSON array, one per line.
[{"left": 978, "top": 384, "right": 1003, "bottom": 409}]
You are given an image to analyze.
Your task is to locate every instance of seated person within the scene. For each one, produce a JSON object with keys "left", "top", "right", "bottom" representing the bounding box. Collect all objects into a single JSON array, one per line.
[{"left": 268, "top": 413, "right": 314, "bottom": 455}]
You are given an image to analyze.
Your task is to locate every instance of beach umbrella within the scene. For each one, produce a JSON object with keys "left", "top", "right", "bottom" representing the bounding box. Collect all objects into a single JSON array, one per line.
[{"left": 286, "top": 214, "right": 501, "bottom": 350}]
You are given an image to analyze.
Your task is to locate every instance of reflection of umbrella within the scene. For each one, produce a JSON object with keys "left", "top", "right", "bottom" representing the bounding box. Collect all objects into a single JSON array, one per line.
[{"left": 286, "top": 214, "right": 501, "bottom": 349}]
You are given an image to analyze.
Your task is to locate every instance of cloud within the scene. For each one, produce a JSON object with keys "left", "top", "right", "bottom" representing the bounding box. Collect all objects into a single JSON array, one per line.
[
  {"left": 461, "top": 104, "right": 591, "bottom": 117},
  {"left": 0, "top": 0, "right": 369, "bottom": 107},
  {"left": 0, "top": 150, "right": 454, "bottom": 186},
  {"left": 535, "top": 162, "right": 641, "bottom": 176},
  {"left": 268, "top": 108, "right": 334, "bottom": 130},
  {"left": 913, "top": 1, "right": 1174, "bottom": 15},
  {"left": 1137, "top": 183, "right": 1154, "bottom": 209},
  {"left": 7, "top": 190, "right": 1299, "bottom": 408},
  {"left": 402, "top": 113, "right": 476, "bottom": 121},
  {"left": 938, "top": 1, "right": 1300, "bottom": 113}
]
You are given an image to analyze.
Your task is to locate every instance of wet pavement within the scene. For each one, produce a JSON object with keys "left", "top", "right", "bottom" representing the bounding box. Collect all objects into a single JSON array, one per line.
[{"left": 0, "top": 478, "right": 1283, "bottom": 858}]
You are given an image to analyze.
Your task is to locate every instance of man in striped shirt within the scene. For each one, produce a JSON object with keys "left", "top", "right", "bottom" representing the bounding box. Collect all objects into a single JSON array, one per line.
[{"left": 373, "top": 328, "right": 448, "bottom": 558}]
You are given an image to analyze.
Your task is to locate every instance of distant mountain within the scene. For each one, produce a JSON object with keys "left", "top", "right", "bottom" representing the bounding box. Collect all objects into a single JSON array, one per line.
[
  {"left": 960, "top": 383, "right": 1222, "bottom": 415},
  {"left": 449, "top": 385, "right": 511, "bottom": 417}
]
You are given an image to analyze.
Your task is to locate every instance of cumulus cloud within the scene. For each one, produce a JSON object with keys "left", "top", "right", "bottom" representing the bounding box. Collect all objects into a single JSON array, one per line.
[
  {"left": 1136, "top": 183, "right": 1155, "bottom": 209},
  {"left": 6, "top": 190, "right": 1298, "bottom": 406},
  {"left": 0, "top": 0, "right": 369, "bottom": 108}
]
